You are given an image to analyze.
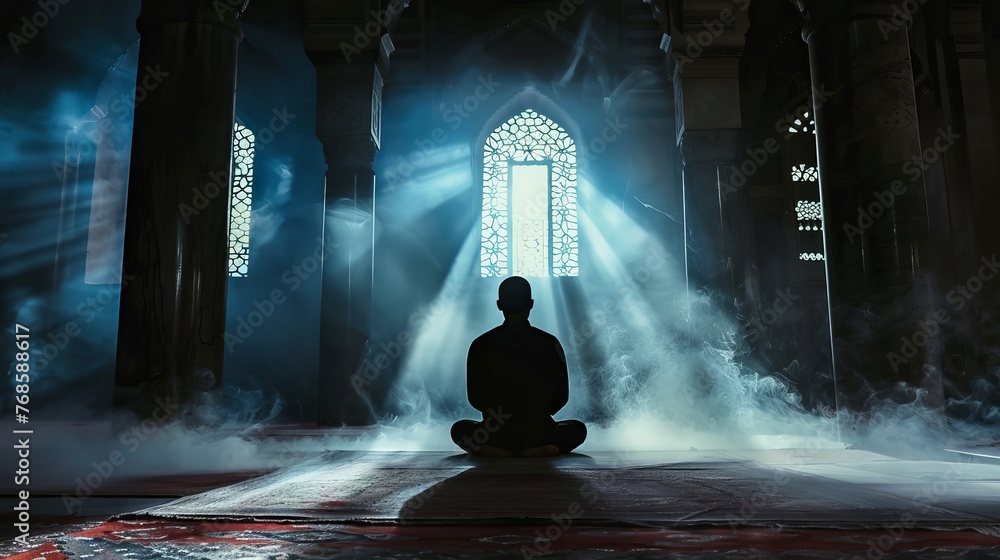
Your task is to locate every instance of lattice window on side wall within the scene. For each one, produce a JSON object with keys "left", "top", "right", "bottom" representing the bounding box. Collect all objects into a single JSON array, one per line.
[
  {"left": 796, "top": 200, "right": 822, "bottom": 232},
  {"left": 787, "top": 110, "right": 815, "bottom": 135},
  {"left": 793, "top": 165, "right": 824, "bottom": 262},
  {"left": 796, "top": 199, "right": 824, "bottom": 261},
  {"left": 791, "top": 164, "right": 818, "bottom": 182},
  {"left": 481, "top": 108, "right": 578, "bottom": 277},
  {"left": 229, "top": 121, "right": 254, "bottom": 277}
]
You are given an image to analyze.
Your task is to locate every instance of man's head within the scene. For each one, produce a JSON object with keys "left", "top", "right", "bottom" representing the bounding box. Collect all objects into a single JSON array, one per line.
[{"left": 497, "top": 276, "right": 533, "bottom": 317}]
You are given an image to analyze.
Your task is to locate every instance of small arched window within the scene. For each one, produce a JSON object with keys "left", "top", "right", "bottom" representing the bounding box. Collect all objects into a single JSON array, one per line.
[{"left": 481, "top": 108, "right": 578, "bottom": 277}]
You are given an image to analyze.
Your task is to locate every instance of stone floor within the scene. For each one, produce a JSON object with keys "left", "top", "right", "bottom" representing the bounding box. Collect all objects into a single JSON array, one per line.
[{"left": 4, "top": 446, "right": 1000, "bottom": 558}]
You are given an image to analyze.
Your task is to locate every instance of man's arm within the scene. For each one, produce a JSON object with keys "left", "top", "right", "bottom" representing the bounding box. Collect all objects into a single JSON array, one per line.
[
  {"left": 550, "top": 339, "right": 569, "bottom": 415},
  {"left": 467, "top": 339, "right": 490, "bottom": 413}
]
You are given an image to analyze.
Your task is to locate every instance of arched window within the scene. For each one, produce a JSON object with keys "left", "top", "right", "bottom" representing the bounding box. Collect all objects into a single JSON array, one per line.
[
  {"left": 229, "top": 121, "right": 254, "bottom": 277},
  {"left": 481, "top": 109, "right": 578, "bottom": 277}
]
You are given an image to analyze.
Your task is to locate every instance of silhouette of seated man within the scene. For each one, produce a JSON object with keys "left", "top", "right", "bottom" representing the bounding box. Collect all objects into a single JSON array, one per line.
[{"left": 451, "top": 276, "right": 587, "bottom": 457}]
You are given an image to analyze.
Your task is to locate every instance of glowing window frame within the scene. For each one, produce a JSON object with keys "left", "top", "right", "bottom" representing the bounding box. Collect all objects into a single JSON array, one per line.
[{"left": 481, "top": 108, "right": 578, "bottom": 277}]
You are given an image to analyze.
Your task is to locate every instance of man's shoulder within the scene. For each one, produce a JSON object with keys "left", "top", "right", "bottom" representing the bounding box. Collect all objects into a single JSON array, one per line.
[
  {"left": 529, "top": 326, "right": 562, "bottom": 345},
  {"left": 471, "top": 325, "right": 506, "bottom": 345},
  {"left": 471, "top": 324, "right": 562, "bottom": 346},
  {"left": 529, "top": 327, "right": 566, "bottom": 364}
]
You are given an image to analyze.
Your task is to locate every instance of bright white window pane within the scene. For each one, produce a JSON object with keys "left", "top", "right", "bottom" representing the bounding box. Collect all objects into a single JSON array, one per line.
[{"left": 511, "top": 164, "right": 549, "bottom": 277}]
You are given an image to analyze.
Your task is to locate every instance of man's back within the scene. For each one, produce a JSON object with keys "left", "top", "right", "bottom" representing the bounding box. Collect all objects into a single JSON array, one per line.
[{"left": 467, "top": 321, "right": 569, "bottom": 422}]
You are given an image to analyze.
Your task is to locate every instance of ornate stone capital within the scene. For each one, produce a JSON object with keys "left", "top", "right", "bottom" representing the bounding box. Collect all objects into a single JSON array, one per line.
[
  {"left": 313, "top": 63, "right": 385, "bottom": 151},
  {"left": 305, "top": 1, "right": 406, "bottom": 154},
  {"left": 672, "top": 56, "right": 743, "bottom": 139}
]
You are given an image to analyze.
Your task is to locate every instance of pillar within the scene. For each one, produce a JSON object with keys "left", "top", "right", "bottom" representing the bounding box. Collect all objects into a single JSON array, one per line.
[
  {"left": 795, "top": 0, "right": 943, "bottom": 410},
  {"left": 316, "top": 120, "right": 379, "bottom": 426},
  {"left": 944, "top": 1, "right": 1000, "bottom": 389},
  {"left": 664, "top": 7, "right": 747, "bottom": 301},
  {"left": 305, "top": 1, "right": 405, "bottom": 425},
  {"left": 649, "top": 1, "right": 749, "bottom": 300},
  {"left": 679, "top": 128, "right": 741, "bottom": 298},
  {"left": 655, "top": 1, "right": 751, "bottom": 416},
  {"left": 114, "top": 0, "right": 244, "bottom": 415}
]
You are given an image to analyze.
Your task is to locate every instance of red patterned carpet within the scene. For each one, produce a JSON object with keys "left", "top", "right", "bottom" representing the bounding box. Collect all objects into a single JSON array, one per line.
[
  {"left": 5, "top": 448, "right": 1000, "bottom": 559},
  {"left": 7, "top": 519, "right": 1000, "bottom": 559}
]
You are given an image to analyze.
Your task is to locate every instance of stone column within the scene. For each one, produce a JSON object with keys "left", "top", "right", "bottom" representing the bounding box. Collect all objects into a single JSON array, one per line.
[
  {"left": 114, "top": 0, "right": 244, "bottom": 415},
  {"left": 658, "top": 2, "right": 749, "bottom": 414},
  {"left": 316, "top": 125, "right": 379, "bottom": 427},
  {"left": 795, "top": 0, "right": 943, "bottom": 410},
  {"left": 305, "top": 1, "right": 404, "bottom": 425},
  {"left": 678, "top": 128, "right": 740, "bottom": 297},
  {"left": 649, "top": 2, "right": 748, "bottom": 298},
  {"left": 947, "top": 1, "right": 1000, "bottom": 385},
  {"left": 669, "top": 51, "right": 745, "bottom": 300}
]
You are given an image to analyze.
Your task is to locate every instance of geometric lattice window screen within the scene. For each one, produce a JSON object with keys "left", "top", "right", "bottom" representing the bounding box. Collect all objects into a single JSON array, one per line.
[
  {"left": 792, "top": 160, "right": 823, "bottom": 261},
  {"left": 796, "top": 200, "right": 822, "bottom": 231},
  {"left": 481, "top": 108, "right": 578, "bottom": 277},
  {"left": 787, "top": 110, "right": 815, "bottom": 135},
  {"left": 791, "top": 164, "right": 818, "bottom": 182},
  {"left": 796, "top": 199, "right": 824, "bottom": 261},
  {"left": 229, "top": 121, "right": 254, "bottom": 277}
]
